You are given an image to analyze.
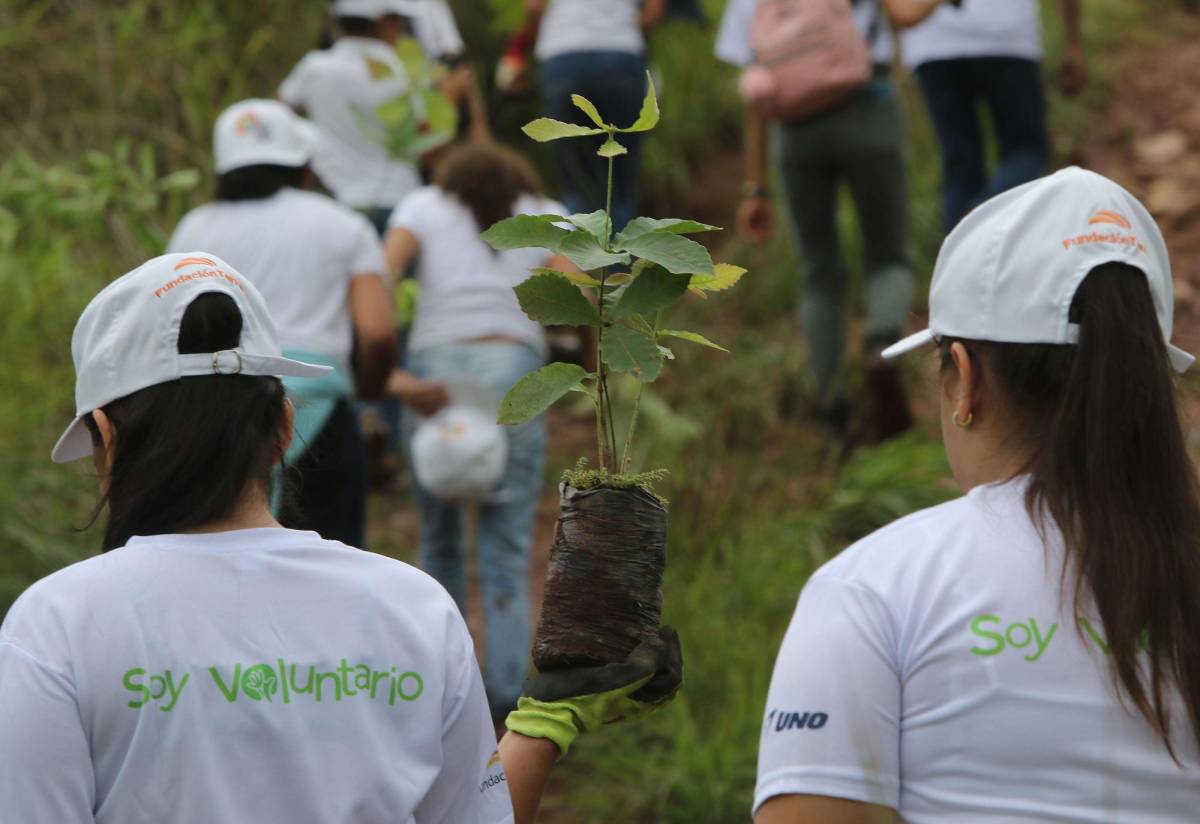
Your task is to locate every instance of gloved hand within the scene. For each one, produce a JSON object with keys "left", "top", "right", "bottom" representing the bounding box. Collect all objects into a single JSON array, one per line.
[{"left": 505, "top": 626, "right": 683, "bottom": 759}]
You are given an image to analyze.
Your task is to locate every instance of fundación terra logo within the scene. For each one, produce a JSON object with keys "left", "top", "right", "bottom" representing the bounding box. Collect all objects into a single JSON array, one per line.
[{"left": 1061, "top": 210, "right": 1146, "bottom": 254}]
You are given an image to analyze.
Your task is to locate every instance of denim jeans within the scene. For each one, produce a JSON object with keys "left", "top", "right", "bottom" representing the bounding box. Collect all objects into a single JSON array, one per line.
[
  {"left": 403, "top": 342, "right": 548, "bottom": 717},
  {"left": 539, "top": 50, "right": 647, "bottom": 230},
  {"left": 775, "top": 75, "right": 914, "bottom": 408},
  {"left": 915, "top": 57, "right": 1049, "bottom": 231}
]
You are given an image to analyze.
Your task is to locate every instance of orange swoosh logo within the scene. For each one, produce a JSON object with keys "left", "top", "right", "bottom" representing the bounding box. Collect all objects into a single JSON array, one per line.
[
  {"left": 1088, "top": 210, "right": 1132, "bottom": 230},
  {"left": 174, "top": 256, "right": 220, "bottom": 271}
]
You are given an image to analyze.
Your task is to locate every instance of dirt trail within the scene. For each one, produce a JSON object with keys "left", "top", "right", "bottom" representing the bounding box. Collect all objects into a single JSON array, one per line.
[{"left": 1077, "top": 36, "right": 1200, "bottom": 354}]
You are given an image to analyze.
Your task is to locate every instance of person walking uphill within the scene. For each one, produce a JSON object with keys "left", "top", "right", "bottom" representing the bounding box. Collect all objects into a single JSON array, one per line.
[
  {"left": 168, "top": 99, "right": 401, "bottom": 548},
  {"left": 897, "top": 0, "right": 1086, "bottom": 231},
  {"left": 0, "top": 252, "right": 683, "bottom": 824},
  {"left": 384, "top": 143, "right": 575, "bottom": 726},
  {"left": 717, "top": 0, "right": 937, "bottom": 444},
  {"left": 753, "top": 168, "right": 1200, "bottom": 824}
]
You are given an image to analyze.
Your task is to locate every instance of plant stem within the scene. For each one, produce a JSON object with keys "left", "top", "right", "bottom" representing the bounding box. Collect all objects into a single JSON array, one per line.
[
  {"left": 591, "top": 148, "right": 619, "bottom": 473},
  {"left": 621, "top": 382, "right": 644, "bottom": 473}
]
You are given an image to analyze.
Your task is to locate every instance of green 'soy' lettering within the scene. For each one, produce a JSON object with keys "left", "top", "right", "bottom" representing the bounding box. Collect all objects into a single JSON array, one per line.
[{"left": 969, "top": 615, "right": 1004, "bottom": 656}]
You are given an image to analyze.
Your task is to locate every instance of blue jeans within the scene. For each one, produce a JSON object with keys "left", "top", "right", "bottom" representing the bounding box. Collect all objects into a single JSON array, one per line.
[
  {"left": 915, "top": 57, "right": 1048, "bottom": 231},
  {"left": 540, "top": 50, "right": 647, "bottom": 230},
  {"left": 403, "top": 342, "right": 548, "bottom": 717}
]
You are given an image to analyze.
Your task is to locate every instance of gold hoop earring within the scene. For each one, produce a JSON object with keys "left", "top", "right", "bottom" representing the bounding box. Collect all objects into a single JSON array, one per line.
[{"left": 953, "top": 411, "right": 974, "bottom": 428}]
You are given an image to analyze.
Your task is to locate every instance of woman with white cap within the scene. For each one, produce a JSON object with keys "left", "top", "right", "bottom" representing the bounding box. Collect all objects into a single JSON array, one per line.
[
  {"left": 754, "top": 168, "right": 1200, "bottom": 823},
  {"left": 168, "top": 98, "right": 422, "bottom": 548},
  {"left": 0, "top": 253, "right": 681, "bottom": 822}
]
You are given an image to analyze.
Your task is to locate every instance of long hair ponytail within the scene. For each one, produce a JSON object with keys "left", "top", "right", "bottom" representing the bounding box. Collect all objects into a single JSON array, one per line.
[{"left": 947, "top": 262, "right": 1200, "bottom": 755}]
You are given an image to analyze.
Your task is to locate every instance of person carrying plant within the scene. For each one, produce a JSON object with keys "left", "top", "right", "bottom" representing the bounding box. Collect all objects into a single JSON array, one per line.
[
  {"left": 498, "top": 0, "right": 667, "bottom": 230},
  {"left": 167, "top": 99, "right": 404, "bottom": 549},
  {"left": 894, "top": 0, "right": 1085, "bottom": 232},
  {"left": 384, "top": 142, "right": 582, "bottom": 727},
  {"left": 753, "top": 168, "right": 1200, "bottom": 823},
  {"left": 717, "top": 0, "right": 946, "bottom": 444},
  {"left": 0, "top": 251, "right": 683, "bottom": 823}
]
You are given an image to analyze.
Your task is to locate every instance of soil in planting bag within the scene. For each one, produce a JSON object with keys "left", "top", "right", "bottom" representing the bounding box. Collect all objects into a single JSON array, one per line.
[{"left": 533, "top": 484, "right": 668, "bottom": 671}]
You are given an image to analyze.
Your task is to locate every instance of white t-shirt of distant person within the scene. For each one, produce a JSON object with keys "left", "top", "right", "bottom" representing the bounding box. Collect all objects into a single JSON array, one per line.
[
  {"left": 280, "top": 36, "right": 422, "bottom": 210},
  {"left": 168, "top": 187, "right": 386, "bottom": 373},
  {"left": 756, "top": 478, "right": 1200, "bottom": 822},
  {"left": 900, "top": 0, "right": 1041, "bottom": 68},
  {"left": 0, "top": 528, "right": 514, "bottom": 824}
]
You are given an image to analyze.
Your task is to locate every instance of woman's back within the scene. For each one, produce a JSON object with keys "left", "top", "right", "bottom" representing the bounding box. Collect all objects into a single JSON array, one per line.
[
  {"left": 535, "top": 0, "right": 644, "bottom": 60},
  {"left": 758, "top": 479, "right": 1200, "bottom": 822},
  {"left": 0, "top": 527, "right": 510, "bottom": 823}
]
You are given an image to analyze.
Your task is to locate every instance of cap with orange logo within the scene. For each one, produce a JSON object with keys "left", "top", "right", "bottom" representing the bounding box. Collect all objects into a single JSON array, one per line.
[
  {"left": 883, "top": 166, "right": 1194, "bottom": 373},
  {"left": 51, "top": 253, "right": 330, "bottom": 463},
  {"left": 214, "top": 99, "right": 318, "bottom": 175}
]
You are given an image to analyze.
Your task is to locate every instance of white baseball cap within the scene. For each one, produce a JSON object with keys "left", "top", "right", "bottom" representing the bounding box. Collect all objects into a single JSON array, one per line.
[
  {"left": 411, "top": 381, "right": 508, "bottom": 503},
  {"left": 883, "top": 166, "right": 1194, "bottom": 373},
  {"left": 52, "top": 253, "right": 330, "bottom": 463},
  {"left": 331, "top": 0, "right": 388, "bottom": 18},
  {"left": 213, "top": 99, "right": 318, "bottom": 175}
]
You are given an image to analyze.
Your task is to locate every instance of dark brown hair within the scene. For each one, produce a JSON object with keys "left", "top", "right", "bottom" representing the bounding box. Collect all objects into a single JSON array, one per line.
[
  {"left": 942, "top": 262, "right": 1200, "bottom": 755},
  {"left": 434, "top": 142, "right": 543, "bottom": 240},
  {"left": 83, "top": 292, "right": 290, "bottom": 551},
  {"left": 215, "top": 163, "right": 307, "bottom": 202}
]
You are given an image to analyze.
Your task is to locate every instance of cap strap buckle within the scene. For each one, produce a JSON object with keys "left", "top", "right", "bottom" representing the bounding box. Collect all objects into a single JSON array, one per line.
[{"left": 211, "top": 349, "right": 244, "bottom": 375}]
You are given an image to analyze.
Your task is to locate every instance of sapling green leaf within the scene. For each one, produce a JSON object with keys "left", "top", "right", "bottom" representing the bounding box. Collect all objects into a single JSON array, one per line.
[
  {"left": 483, "top": 214, "right": 570, "bottom": 252},
  {"left": 617, "top": 231, "right": 714, "bottom": 275},
  {"left": 531, "top": 267, "right": 602, "bottom": 288},
  {"left": 659, "top": 329, "right": 729, "bottom": 352},
  {"left": 514, "top": 272, "right": 601, "bottom": 326},
  {"left": 499, "top": 363, "right": 593, "bottom": 425},
  {"left": 610, "top": 262, "right": 689, "bottom": 320},
  {"left": 571, "top": 94, "right": 607, "bottom": 128},
  {"left": 619, "top": 74, "right": 660, "bottom": 133},
  {"left": 522, "top": 118, "right": 605, "bottom": 142},
  {"left": 601, "top": 324, "right": 664, "bottom": 382},
  {"left": 597, "top": 137, "right": 628, "bottom": 158},
  {"left": 558, "top": 232, "right": 631, "bottom": 271},
  {"left": 688, "top": 263, "right": 747, "bottom": 292},
  {"left": 566, "top": 210, "right": 611, "bottom": 245},
  {"left": 615, "top": 217, "right": 720, "bottom": 246}
]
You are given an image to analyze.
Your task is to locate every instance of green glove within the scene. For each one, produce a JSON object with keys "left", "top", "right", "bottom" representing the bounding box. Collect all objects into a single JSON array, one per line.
[{"left": 505, "top": 626, "right": 683, "bottom": 758}]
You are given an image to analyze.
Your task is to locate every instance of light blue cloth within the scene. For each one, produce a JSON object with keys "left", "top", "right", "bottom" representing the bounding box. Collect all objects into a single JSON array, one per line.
[
  {"left": 403, "top": 341, "right": 548, "bottom": 717},
  {"left": 272, "top": 350, "right": 354, "bottom": 514}
]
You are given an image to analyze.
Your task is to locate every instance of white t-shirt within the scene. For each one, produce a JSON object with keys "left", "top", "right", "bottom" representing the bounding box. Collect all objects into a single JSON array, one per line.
[
  {"left": 0, "top": 528, "right": 513, "bottom": 824},
  {"left": 168, "top": 188, "right": 386, "bottom": 370},
  {"left": 280, "top": 36, "right": 421, "bottom": 209},
  {"left": 715, "top": 0, "right": 894, "bottom": 68},
  {"left": 535, "top": 0, "right": 645, "bottom": 61},
  {"left": 900, "top": 0, "right": 1042, "bottom": 68},
  {"left": 757, "top": 479, "right": 1200, "bottom": 822},
  {"left": 388, "top": 187, "right": 561, "bottom": 356}
]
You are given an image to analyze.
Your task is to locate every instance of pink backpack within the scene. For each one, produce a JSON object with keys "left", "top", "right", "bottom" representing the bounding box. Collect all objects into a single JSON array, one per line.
[{"left": 739, "top": 0, "right": 872, "bottom": 122}]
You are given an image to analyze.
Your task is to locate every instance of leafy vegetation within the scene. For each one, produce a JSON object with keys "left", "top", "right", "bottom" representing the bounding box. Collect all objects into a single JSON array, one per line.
[{"left": 483, "top": 77, "right": 745, "bottom": 479}]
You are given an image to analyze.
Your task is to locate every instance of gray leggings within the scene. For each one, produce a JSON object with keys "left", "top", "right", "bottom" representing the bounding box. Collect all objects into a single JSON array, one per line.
[{"left": 775, "top": 76, "right": 914, "bottom": 405}]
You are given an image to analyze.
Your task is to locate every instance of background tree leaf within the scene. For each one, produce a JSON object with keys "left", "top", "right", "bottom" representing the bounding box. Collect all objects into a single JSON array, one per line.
[
  {"left": 531, "top": 267, "right": 601, "bottom": 288},
  {"left": 610, "top": 262, "right": 689, "bottom": 319},
  {"left": 514, "top": 272, "right": 600, "bottom": 326},
  {"left": 558, "top": 232, "right": 631, "bottom": 271},
  {"left": 597, "top": 136, "right": 628, "bottom": 157},
  {"left": 659, "top": 329, "right": 729, "bottom": 352},
  {"left": 522, "top": 118, "right": 604, "bottom": 142},
  {"left": 620, "top": 73, "right": 659, "bottom": 133},
  {"left": 499, "top": 363, "right": 591, "bottom": 425},
  {"left": 618, "top": 232, "right": 714, "bottom": 275},
  {"left": 601, "top": 323, "right": 664, "bottom": 382},
  {"left": 482, "top": 214, "right": 569, "bottom": 252},
  {"left": 571, "top": 94, "right": 607, "bottom": 128},
  {"left": 615, "top": 217, "right": 720, "bottom": 247},
  {"left": 688, "top": 263, "right": 747, "bottom": 292},
  {"left": 566, "top": 210, "right": 611, "bottom": 245}
]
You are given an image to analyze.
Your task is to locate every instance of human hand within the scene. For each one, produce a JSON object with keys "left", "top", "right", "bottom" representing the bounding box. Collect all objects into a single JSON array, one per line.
[
  {"left": 388, "top": 370, "right": 451, "bottom": 416},
  {"left": 737, "top": 195, "right": 773, "bottom": 244},
  {"left": 1060, "top": 41, "right": 1088, "bottom": 97},
  {"left": 505, "top": 626, "right": 684, "bottom": 758}
]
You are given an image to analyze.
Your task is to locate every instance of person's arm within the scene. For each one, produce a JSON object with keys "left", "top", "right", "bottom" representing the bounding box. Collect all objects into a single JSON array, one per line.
[
  {"left": 0, "top": 642, "right": 95, "bottom": 822},
  {"left": 642, "top": 0, "right": 668, "bottom": 30},
  {"left": 384, "top": 225, "right": 420, "bottom": 281},
  {"left": 756, "top": 796, "right": 898, "bottom": 824},
  {"left": 736, "top": 108, "right": 772, "bottom": 243},
  {"left": 879, "top": 0, "right": 948, "bottom": 28},
  {"left": 1059, "top": 0, "right": 1087, "bottom": 96},
  {"left": 497, "top": 732, "right": 559, "bottom": 824},
  {"left": 348, "top": 273, "right": 396, "bottom": 400}
]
